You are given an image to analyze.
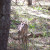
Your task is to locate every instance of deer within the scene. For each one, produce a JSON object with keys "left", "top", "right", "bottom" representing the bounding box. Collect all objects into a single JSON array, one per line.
[{"left": 18, "top": 21, "right": 28, "bottom": 44}]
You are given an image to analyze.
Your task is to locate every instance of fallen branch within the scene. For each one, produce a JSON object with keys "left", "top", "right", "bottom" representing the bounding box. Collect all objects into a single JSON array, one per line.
[
  {"left": 10, "top": 30, "right": 50, "bottom": 40},
  {"left": 10, "top": 32, "right": 42, "bottom": 40}
]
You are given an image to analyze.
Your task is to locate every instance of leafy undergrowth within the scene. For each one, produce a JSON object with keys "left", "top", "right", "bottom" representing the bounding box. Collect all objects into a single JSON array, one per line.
[
  {"left": 9, "top": 1, "right": 50, "bottom": 50},
  {"left": 7, "top": 35, "right": 50, "bottom": 50}
]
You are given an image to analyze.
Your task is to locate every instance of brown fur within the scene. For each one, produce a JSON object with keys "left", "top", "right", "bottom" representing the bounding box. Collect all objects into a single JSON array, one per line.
[{"left": 18, "top": 22, "right": 28, "bottom": 44}]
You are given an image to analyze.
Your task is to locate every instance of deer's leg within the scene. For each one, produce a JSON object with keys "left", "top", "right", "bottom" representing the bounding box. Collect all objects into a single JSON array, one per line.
[
  {"left": 22, "top": 35, "right": 28, "bottom": 50},
  {"left": 18, "top": 34, "right": 21, "bottom": 44},
  {"left": 25, "top": 35, "right": 28, "bottom": 50}
]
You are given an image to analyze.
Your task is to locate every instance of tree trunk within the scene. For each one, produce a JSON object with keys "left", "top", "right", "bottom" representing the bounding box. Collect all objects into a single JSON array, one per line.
[
  {"left": 16, "top": 0, "right": 17, "bottom": 5},
  {"left": 28, "top": 0, "right": 32, "bottom": 6},
  {"left": 0, "top": 0, "right": 11, "bottom": 50}
]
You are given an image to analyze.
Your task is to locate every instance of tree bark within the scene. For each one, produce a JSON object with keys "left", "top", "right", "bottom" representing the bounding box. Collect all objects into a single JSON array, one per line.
[
  {"left": 16, "top": 0, "right": 17, "bottom": 5},
  {"left": 28, "top": 0, "right": 32, "bottom": 6},
  {"left": 0, "top": 0, "right": 11, "bottom": 50}
]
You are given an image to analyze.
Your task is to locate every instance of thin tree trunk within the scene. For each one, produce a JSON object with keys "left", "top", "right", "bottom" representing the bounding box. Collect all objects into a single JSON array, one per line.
[
  {"left": 0, "top": 0, "right": 11, "bottom": 50},
  {"left": 28, "top": 0, "right": 32, "bottom": 6},
  {"left": 16, "top": 0, "right": 17, "bottom": 5}
]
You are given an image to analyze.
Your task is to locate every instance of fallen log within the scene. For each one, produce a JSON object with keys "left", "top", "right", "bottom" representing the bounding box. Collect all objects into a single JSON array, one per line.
[{"left": 10, "top": 32, "right": 43, "bottom": 40}]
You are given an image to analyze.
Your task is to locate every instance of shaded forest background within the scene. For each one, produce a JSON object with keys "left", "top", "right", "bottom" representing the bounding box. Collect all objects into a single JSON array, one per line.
[{"left": 0, "top": 0, "right": 50, "bottom": 50}]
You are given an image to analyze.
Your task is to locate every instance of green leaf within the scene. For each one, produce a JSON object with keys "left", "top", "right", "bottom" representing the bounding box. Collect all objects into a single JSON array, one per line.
[
  {"left": 28, "top": 18, "right": 33, "bottom": 21},
  {"left": 29, "top": 24, "right": 35, "bottom": 29}
]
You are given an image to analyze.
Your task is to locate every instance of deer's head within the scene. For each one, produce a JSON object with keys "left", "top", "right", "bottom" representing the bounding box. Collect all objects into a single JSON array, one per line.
[{"left": 18, "top": 22, "right": 28, "bottom": 31}]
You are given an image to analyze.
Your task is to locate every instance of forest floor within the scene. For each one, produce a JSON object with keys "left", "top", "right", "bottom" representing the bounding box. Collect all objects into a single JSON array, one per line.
[
  {"left": 8, "top": 33, "right": 50, "bottom": 50},
  {"left": 8, "top": 2, "right": 50, "bottom": 50}
]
